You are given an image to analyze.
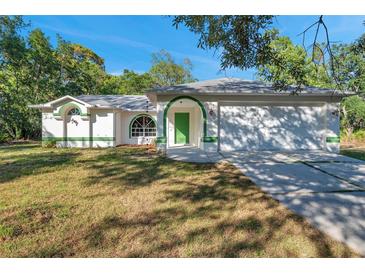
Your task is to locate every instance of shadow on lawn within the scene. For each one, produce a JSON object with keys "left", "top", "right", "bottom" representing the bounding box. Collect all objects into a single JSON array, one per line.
[
  {"left": 84, "top": 204, "right": 353, "bottom": 257},
  {"left": 0, "top": 149, "right": 80, "bottom": 184},
  {"left": 0, "top": 143, "right": 39, "bottom": 152},
  {"left": 0, "top": 201, "right": 76, "bottom": 257},
  {"left": 82, "top": 152, "right": 355, "bottom": 257},
  {"left": 83, "top": 149, "right": 212, "bottom": 191}
]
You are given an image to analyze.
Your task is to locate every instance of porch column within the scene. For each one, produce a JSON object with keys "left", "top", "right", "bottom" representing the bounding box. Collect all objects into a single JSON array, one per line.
[
  {"left": 324, "top": 102, "right": 340, "bottom": 153},
  {"left": 156, "top": 101, "right": 167, "bottom": 151},
  {"left": 202, "top": 101, "right": 219, "bottom": 152}
]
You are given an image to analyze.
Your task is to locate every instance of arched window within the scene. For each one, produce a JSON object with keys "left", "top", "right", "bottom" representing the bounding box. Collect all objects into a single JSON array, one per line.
[
  {"left": 67, "top": 108, "right": 81, "bottom": 116},
  {"left": 130, "top": 115, "right": 156, "bottom": 137}
]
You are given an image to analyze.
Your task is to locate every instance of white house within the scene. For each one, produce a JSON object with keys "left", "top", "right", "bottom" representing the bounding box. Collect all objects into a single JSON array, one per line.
[{"left": 30, "top": 78, "right": 351, "bottom": 153}]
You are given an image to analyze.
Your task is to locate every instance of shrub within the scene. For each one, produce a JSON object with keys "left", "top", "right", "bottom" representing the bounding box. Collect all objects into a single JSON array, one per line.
[
  {"left": 353, "top": 129, "right": 365, "bottom": 141},
  {"left": 42, "top": 140, "right": 57, "bottom": 148}
]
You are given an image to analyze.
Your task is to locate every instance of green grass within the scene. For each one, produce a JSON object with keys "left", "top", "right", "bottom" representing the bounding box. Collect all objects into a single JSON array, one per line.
[
  {"left": 341, "top": 147, "right": 365, "bottom": 161},
  {"left": 0, "top": 143, "right": 359, "bottom": 257}
]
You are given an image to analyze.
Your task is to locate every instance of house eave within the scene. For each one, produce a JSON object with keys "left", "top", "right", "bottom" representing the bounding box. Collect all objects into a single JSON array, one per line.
[{"left": 151, "top": 91, "right": 355, "bottom": 97}]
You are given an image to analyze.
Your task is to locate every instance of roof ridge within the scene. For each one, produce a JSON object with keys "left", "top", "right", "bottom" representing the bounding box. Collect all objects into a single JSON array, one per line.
[{"left": 76, "top": 94, "right": 147, "bottom": 97}]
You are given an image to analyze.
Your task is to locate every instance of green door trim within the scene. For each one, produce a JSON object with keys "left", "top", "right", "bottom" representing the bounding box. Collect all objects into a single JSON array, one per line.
[
  {"left": 156, "top": 95, "right": 218, "bottom": 144},
  {"left": 158, "top": 96, "right": 207, "bottom": 144},
  {"left": 174, "top": 112, "right": 190, "bottom": 144},
  {"left": 163, "top": 96, "right": 206, "bottom": 138}
]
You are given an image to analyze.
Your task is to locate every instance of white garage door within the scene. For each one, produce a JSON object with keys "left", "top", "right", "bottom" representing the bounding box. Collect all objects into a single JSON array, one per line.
[{"left": 219, "top": 104, "right": 325, "bottom": 152}]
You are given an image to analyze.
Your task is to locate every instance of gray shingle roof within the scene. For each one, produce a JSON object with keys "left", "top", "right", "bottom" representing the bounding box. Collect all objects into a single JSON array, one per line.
[
  {"left": 148, "top": 77, "right": 352, "bottom": 96},
  {"left": 76, "top": 95, "right": 155, "bottom": 111}
]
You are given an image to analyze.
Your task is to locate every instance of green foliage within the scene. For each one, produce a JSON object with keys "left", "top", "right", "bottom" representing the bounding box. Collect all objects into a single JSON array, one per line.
[
  {"left": 149, "top": 49, "right": 195, "bottom": 86},
  {"left": 257, "top": 35, "right": 333, "bottom": 91},
  {"left": 0, "top": 16, "right": 196, "bottom": 141},
  {"left": 101, "top": 69, "right": 154, "bottom": 95},
  {"left": 331, "top": 37, "right": 365, "bottom": 95},
  {"left": 341, "top": 95, "right": 365, "bottom": 136},
  {"left": 353, "top": 129, "right": 365, "bottom": 141},
  {"left": 42, "top": 140, "right": 57, "bottom": 148},
  {"left": 172, "top": 16, "right": 275, "bottom": 70},
  {"left": 0, "top": 17, "right": 108, "bottom": 140}
]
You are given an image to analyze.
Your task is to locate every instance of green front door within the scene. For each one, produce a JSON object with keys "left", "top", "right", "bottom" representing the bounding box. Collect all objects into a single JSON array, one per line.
[{"left": 175, "top": 112, "right": 190, "bottom": 144}]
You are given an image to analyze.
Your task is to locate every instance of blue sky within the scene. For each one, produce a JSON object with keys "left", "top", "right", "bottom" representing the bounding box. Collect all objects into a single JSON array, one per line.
[{"left": 24, "top": 16, "right": 364, "bottom": 80}]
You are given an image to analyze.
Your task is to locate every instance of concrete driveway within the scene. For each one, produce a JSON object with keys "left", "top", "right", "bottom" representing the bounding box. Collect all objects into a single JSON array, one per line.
[{"left": 222, "top": 150, "right": 365, "bottom": 256}]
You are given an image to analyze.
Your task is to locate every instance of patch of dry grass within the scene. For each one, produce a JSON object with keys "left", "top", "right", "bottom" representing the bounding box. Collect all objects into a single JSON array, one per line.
[{"left": 0, "top": 143, "right": 359, "bottom": 257}]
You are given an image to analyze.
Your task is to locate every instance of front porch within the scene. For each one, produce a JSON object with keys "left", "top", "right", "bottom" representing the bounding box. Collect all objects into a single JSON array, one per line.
[
  {"left": 165, "top": 98, "right": 203, "bottom": 149},
  {"left": 155, "top": 95, "right": 219, "bottom": 153}
]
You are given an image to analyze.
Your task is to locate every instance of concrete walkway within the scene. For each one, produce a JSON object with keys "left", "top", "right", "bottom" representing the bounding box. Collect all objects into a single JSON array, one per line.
[
  {"left": 166, "top": 147, "right": 365, "bottom": 255},
  {"left": 166, "top": 146, "right": 223, "bottom": 163},
  {"left": 223, "top": 150, "right": 365, "bottom": 256}
]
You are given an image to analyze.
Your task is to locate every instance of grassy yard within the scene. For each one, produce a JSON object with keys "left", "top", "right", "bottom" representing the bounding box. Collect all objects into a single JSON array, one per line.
[
  {"left": 341, "top": 147, "right": 365, "bottom": 161},
  {"left": 0, "top": 143, "right": 360, "bottom": 257}
]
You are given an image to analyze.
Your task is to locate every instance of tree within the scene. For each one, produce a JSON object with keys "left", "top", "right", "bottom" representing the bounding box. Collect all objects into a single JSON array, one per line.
[
  {"left": 257, "top": 35, "right": 333, "bottom": 91},
  {"left": 0, "top": 16, "right": 109, "bottom": 140},
  {"left": 0, "top": 16, "right": 31, "bottom": 139},
  {"left": 101, "top": 50, "right": 197, "bottom": 95},
  {"left": 149, "top": 49, "right": 195, "bottom": 86},
  {"left": 172, "top": 16, "right": 275, "bottom": 70},
  {"left": 101, "top": 69, "right": 154, "bottom": 95},
  {"left": 331, "top": 37, "right": 365, "bottom": 95},
  {"left": 55, "top": 36, "right": 107, "bottom": 96},
  {"left": 341, "top": 95, "right": 365, "bottom": 137}
]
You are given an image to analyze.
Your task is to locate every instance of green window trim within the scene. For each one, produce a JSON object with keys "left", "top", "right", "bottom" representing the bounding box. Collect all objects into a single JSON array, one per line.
[
  {"left": 42, "top": 137, "right": 115, "bottom": 142},
  {"left": 162, "top": 95, "right": 208, "bottom": 144},
  {"left": 326, "top": 136, "right": 340, "bottom": 143},
  {"left": 53, "top": 102, "right": 89, "bottom": 117},
  {"left": 128, "top": 114, "right": 157, "bottom": 139}
]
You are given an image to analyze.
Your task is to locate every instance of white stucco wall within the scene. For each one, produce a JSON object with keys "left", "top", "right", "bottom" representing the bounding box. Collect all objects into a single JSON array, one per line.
[
  {"left": 42, "top": 101, "right": 157, "bottom": 148},
  {"left": 42, "top": 100, "right": 92, "bottom": 148},
  {"left": 324, "top": 102, "right": 341, "bottom": 153},
  {"left": 42, "top": 111, "right": 64, "bottom": 140},
  {"left": 115, "top": 111, "right": 123, "bottom": 146},
  {"left": 156, "top": 101, "right": 166, "bottom": 150},
  {"left": 90, "top": 109, "right": 115, "bottom": 148},
  {"left": 118, "top": 111, "right": 157, "bottom": 145}
]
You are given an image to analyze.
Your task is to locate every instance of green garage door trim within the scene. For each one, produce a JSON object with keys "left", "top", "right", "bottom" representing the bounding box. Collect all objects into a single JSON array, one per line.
[
  {"left": 158, "top": 95, "right": 217, "bottom": 144},
  {"left": 326, "top": 136, "right": 340, "bottom": 143},
  {"left": 175, "top": 112, "right": 190, "bottom": 144}
]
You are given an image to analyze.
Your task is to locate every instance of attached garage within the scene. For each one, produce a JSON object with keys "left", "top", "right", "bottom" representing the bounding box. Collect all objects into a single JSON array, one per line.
[
  {"left": 149, "top": 78, "right": 351, "bottom": 153},
  {"left": 219, "top": 103, "right": 326, "bottom": 152}
]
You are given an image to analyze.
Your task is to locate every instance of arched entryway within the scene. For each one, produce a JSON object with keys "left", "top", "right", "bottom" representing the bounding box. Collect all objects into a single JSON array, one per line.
[{"left": 163, "top": 96, "right": 207, "bottom": 148}]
